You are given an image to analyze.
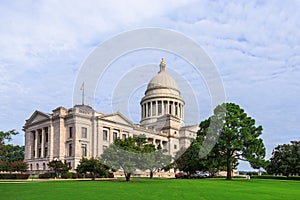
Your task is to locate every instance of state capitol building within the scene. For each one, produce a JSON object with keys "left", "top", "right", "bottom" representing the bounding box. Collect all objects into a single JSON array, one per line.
[{"left": 23, "top": 59, "right": 198, "bottom": 173}]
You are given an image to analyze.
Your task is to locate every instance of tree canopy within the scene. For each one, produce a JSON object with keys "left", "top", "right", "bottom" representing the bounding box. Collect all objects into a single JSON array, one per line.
[
  {"left": 0, "top": 130, "right": 25, "bottom": 167},
  {"left": 101, "top": 135, "right": 169, "bottom": 181},
  {"left": 267, "top": 141, "right": 300, "bottom": 177},
  {"left": 76, "top": 157, "right": 111, "bottom": 180},
  {"left": 48, "top": 159, "right": 70, "bottom": 178},
  {"left": 175, "top": 103, "right": 266, "bottom": 179}
]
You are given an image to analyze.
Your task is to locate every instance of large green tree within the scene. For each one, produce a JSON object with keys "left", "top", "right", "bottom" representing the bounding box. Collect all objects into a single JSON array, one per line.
[
  {"left": 140, "top": 148, "right": 172, "bottom": 179},
  {"left": 0, "top": 130, "right": 19, "bottom": 158},
  {"left": 267, "top": 141, "right": 300, "bottom": 177},
  {"left": 175, "top": 103, "right": 266, "bottom": 180},
  {"left": 101, "top": 135, "right": 155, "bottom": 181},
  {"left": 48, "top": 160, "right": 70, "bottom": 178},
  {"left": 209, "top": 103, "right": 266, "bottom": 179},
  {"left": 174, "top": 119, "right": 226, "bottom": 176},
  {"left": 1, "top": 145, "right": 24, "bottom": 162},
  {"left": 76, "top": 157, "right": 110, "bottom": 180},
  {"left": 0, "top": 130, "right": 25, "bottom": 165}
]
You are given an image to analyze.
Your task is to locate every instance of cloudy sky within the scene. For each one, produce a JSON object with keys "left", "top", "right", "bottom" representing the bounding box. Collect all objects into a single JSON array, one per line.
[{"left": 1, "top": 0, "right": 299, "bottom": 170}]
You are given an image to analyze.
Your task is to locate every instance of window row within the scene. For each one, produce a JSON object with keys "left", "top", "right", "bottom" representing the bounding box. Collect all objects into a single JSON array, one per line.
[
  {"left": 32, "top": 127, "right": 49, "bottom": 144},
  {"left": 102, "top": 130, "right": 127, "bottom": 141}
]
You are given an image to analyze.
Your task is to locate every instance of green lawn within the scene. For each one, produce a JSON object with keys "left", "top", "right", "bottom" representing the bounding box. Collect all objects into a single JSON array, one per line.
[{"left": 0, "top": 178, "right": 299, "bottom": 200}]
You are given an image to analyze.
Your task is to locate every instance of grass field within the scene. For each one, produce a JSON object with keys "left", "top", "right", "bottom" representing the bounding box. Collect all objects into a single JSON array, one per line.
[{"left": 1, "top": 178, "right": 299, "bottom": 200}]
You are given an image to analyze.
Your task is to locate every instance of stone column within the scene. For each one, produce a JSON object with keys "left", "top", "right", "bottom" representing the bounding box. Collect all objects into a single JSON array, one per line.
[
  {"left": 109, "top": 128, "right": 113, "bottom": 144},
  {"left": 34, "top": 131, "right": 38, "bottom": 158},
  {"left": 41, "top": 128, "right": 45, "bottom": 158},
  {"left": 166, "top": 101, "right": 169, "bottom": 114},
  {"left": 172, "top": 102, "right": 175, "bottom": 116},
  {"left": 150, "top": 102, "right": 152, "bottom": 117},
  {"left": 155, "top": 101, "right": 158, "bottom": 116},
  {"left": 145, "top": 103, "right": 148, "bottom": 118},
  {"left": 182, "top": 104, "right": 184, "bottom": 119}
]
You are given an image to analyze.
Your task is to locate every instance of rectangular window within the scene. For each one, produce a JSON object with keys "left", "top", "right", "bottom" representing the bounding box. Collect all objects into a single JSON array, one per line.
[
  {"left": 39, "top": 132, "right": 42, "bottom": 144},
  {"left": 158, "top": 101, "right": 162, "bottom": 115},
  {"left": 81, "top": 127, "right": 87, "bottom": 138},
  {"left": 103, "top": 130, "right": 108, "bottom": 141},
  {"left": 44, "top": 147, "right": 48, "bottom": 157},
  {"left": 44, "top": 127, "right": 49, "bottom": 143},
  {"left": 69, "top": 143, "right": 72, "bottom": 156},
  {"left": 152, "top": 102, "right": 156, "bottom": 116},
  {"left": 113, "top": 132, "right": 118, "bottom": 141},
  {"left": 174, "top": 144, "right": 177, "bottom": 150},
  {"left": 33, "top": 131, "right": 36, "bottom": 140},
  {"left": 38, "top": 148, "right": 41, "bottom": 158},
  {"left": 82, "top": 144, "right": 87, "bottom": 157},
  {"left": 122, "top": 134, "right": 126, "bottom": 140},
  {"left": 69, "top": 127, "right": 73, "bottom": 138},
  {"left": 147, "top": 102, "right": 151, "bottom": 117},
  {"left": 45, "top": 132, "right": 48, "bottom": 143}
]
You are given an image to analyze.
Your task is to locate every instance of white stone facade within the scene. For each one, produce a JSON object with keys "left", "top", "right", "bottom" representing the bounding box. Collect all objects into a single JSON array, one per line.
[{"left": 23, "top": 60, "right": 197, "bottom": 173}]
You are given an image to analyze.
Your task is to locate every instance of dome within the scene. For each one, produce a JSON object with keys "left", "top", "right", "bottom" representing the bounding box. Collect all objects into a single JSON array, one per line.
[{"left": 146, "top": 59, "right": 179, "bottom": 92}]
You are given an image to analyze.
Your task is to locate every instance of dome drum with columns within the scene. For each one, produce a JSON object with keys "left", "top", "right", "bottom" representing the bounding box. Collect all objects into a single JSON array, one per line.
[{"left": 140, "top": 59, "right": 185, "bottom": 131}]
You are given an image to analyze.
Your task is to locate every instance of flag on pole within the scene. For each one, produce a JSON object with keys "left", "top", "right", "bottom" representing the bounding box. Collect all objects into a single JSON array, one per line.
[{"left": 80, "top": 82, "right": 84, "bottom": 91}]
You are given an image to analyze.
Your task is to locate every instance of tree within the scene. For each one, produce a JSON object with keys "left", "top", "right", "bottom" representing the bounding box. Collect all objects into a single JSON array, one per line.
[
  {"left": 0, "top": 160, "right": 8, "bottom": 172},
  {"left": 0, "top": 130, "right": 19, "bottom": 158},
  {"left": 76, "top": 157, "right": 110, "bottom": 180},
  {"left": 267, "top": 141, "right": 300, "bottom": 177},
  {"left": 1, "top": 145, "right": 24, "bottom": 162},
  {"left": 8, "top": 160, "right": 28, "bottom": 173},
  {"left": 175, "top": 103, "right": 266, "bottom": 180},
  {"left": 174, "top": 143, "right": 202, "bottom": 175},
  {"left": 48, "top": 159, "right": 71, "bottom": 178},
  {"left": 209, "top": 103, "right": 266, "bottom": 179},
  {"left": 101, "top": 135, "right": 154, "bottom": 181},
  {"left": 140, "top": 148, "right": 172, "bottom": 179}
]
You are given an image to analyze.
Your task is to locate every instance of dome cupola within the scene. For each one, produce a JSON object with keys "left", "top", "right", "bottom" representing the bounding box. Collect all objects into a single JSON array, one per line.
[{"left": 140, "top": 59, "right": 184, "bottom": 129}]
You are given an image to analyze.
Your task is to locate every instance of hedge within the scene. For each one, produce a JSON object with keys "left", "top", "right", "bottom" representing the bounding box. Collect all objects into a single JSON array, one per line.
[
  {"left": 0, "top": 173, "right": 30, "bottom": 179},
  {"left": 251, "top": 175, "right": 300, "bottom": 180}
]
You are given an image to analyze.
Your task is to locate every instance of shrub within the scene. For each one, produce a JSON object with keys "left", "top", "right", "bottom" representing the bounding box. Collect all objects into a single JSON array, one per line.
[
  {"left": 0, "top": 174, "right": 15, "bottom": 179},
  {"left": 39, "top": 173, "right": 51, "bottom": 179},
  {"left": 251, "top": 175, "right": 300, "bottom": 180},
  {"left": 77, "top": 173, "right": 83, "bottom": 178},
  {"left": 15, "top": 174, "right": 30, "bottom": 179},
  {"left": 61, "top": 173, "right": 68, "bottom": 179},
  {"left": 72, "top": 173, "right": 78, "bottom": 179},
  {"left": 85, "top": 173, "right": 92, "bottom": 178},
  {"left": 108, "top": 172, "right": 114, "bottom": 178},
  {"left": 0, "top": 173, "right": 29, "bottom": 179}
]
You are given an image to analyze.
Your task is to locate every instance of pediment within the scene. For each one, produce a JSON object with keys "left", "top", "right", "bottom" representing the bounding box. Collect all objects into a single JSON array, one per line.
[
  {"left": 100, "top": 112, "right": 134, "bottom": 127},
  {"left": 25, "top": 111, "right": 50, "bottom": 126}
]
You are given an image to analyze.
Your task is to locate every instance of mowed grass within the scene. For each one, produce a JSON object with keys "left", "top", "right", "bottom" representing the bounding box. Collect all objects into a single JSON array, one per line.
[{"left": 1, "top": 178, "right": 299, "bottom": 200}]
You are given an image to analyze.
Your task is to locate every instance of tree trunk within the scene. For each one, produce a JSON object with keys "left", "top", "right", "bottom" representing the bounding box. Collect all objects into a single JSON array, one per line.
[
  {"left": 125, "top": 173, "right": 131, "bottom": 182},
  {"left": 92, "top": 172, "right": 95, "bottom": 180},
  {"left": 226, "top": 156, "right": 232, "bottom": 180},
  {"left": 150, "top": 171, "right": 153, "bottom": 179}
]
